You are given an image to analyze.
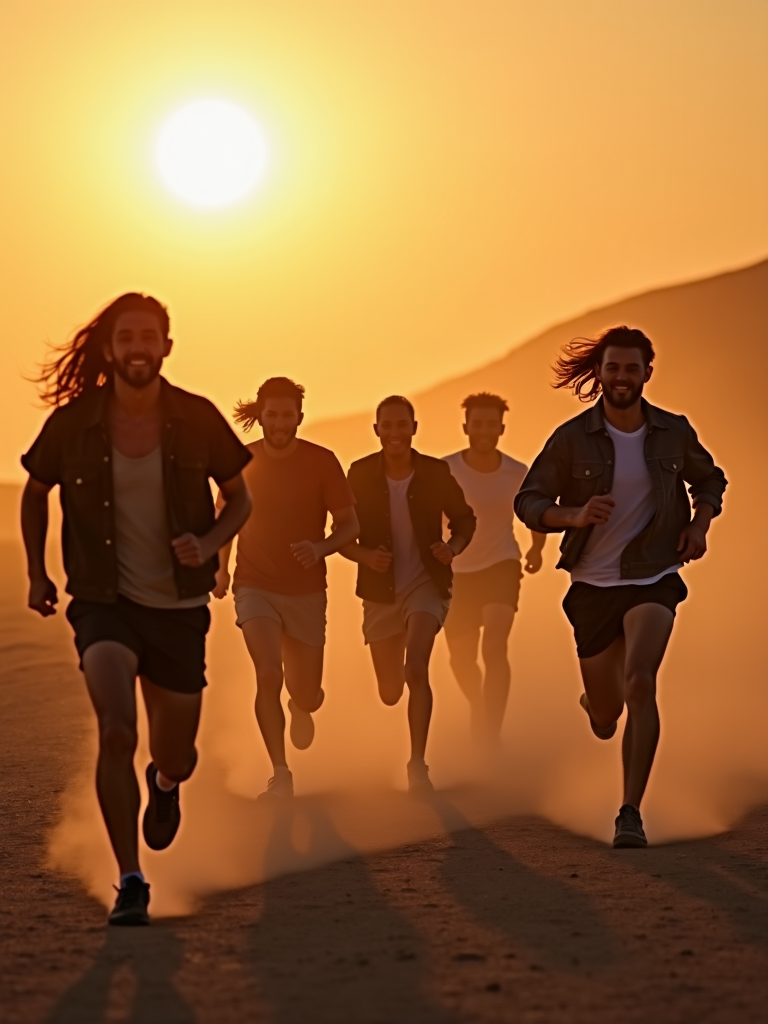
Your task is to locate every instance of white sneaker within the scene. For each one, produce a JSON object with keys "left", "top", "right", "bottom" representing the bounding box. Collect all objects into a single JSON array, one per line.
[
  {"left": 257, "top": 767, "right": 294, "bottom": 801},
  {"left": 288, "top": 699, "right": 315, "bottom": 750},
  {"left": 407, "top": 759, "right": 434, "bottom": 796}
]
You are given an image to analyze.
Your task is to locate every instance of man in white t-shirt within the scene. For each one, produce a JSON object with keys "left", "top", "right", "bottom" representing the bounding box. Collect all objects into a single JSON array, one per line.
[
  {"left": 443, "top": 393, "right": 546, "bottom": 746},
  {"left": 516, "top": 326, "right": 726, "bottom": 848}
]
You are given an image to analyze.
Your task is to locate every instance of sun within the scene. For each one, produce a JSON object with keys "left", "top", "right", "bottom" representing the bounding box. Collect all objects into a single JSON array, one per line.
[{"left": 155, "top": 99, "right": 269, "bottom": 208}]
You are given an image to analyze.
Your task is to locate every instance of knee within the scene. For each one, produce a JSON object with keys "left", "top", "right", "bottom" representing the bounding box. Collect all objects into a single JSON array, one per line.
[
  {"left": 293, "top": 687, "right": 324, "bottom": 714},
  {"left": 625, "top": 671, "right": 656, "bottom": 708},
  {"left": 157, "top": 748, "right": 197, "bottom": 785},
  {"left": 380, "top": 688, "right": 402, "bottom": 707},
  {"left": 404, "top": 660, "right": 429, "bottom": 690},
  {"left": 255, "top": 667, "right": 283, "bottom": 693},
  {"left": 98, "top": 718, "right": 138, "bottom": 758}
]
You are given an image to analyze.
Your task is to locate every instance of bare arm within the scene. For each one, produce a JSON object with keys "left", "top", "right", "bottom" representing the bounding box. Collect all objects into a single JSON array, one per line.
[
  {"left": 171, "top": 473, "right": 252, "bottom": 568},
  {"left": 539, "top": 495, "right": 616, "bottom": 531},
  {"left": 523, "top": 530, "right": 548, "bottom": 574},
  {"left": 290, "top": 505, "right": 360, "bottom": 570},
  {"left": 21, "top": 476, "right": 58, "bottom": 616},
  {"left": 212, "top": 538, "right": 235, "bottom": 599},
  {"left": 338, "top": 539, "right": 393, "bottom": 573}
]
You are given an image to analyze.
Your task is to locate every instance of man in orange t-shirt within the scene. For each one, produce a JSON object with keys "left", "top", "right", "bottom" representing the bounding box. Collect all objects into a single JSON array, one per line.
[{"left": 215, "top": 377, "right": 358, "bottom": 798}]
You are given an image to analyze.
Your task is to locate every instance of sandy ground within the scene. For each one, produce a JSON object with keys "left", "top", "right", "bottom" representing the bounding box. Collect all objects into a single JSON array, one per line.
[{"left": 1, "top": 537, "right": 767, "bottom": 1024}]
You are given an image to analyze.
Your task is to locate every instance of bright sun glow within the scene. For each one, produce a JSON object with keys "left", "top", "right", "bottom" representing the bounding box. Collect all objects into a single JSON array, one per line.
[{"left": 155, "top": 99, "right": 269, "bottom": 208}]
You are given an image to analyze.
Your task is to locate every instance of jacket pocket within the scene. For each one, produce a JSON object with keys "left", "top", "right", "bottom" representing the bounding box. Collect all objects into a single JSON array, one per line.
[
  {"left": 660, "top": 456, "right": 684, "bottom": 474},
  {"left": 571, "top": 462, "right": 604, "bottom": 480}
]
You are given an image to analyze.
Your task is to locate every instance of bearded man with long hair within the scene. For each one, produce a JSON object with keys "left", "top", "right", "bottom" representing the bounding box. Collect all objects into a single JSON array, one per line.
[
  {"left": 21, "top": 293, "right": 252, "bottom": 925},
  {"left": 515, "top": 326, "right": 726, "bottom": 847}
]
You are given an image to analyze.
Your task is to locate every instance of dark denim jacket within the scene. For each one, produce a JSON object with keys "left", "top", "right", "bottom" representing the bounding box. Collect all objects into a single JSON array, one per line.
[
  {"left": 514, "top": 399, "right": 726, "bottom": 578},
  {"left": 347, "top": 449, "right": 476, "bottom": 602},
  {"left": 21, "top": 378, "right": 251, "bottom": 603}
]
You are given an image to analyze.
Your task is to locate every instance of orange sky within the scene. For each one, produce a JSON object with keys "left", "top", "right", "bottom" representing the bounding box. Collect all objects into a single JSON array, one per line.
[{"left": 2, "top": 0, "right": 766, "bottom": 481}]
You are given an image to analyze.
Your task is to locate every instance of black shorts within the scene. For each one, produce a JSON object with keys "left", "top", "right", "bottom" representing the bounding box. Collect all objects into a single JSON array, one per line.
[
  {"left": 444, "top": 559, "right": 522, "bottom": 637},
  {"left": 562, "top": 573, "right": 688, "bottom": 660},
  {"left": 66, "top": 595, "right": 211, "bottom": 694}
]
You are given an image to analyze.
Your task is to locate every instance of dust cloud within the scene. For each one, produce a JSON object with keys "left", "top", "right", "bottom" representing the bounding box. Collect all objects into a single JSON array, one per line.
[{"left": 37, "top": 261, "right": 768, "bottom": 916}]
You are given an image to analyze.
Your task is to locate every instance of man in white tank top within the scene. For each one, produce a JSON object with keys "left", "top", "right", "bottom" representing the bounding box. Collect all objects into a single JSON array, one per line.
[{"left": 443, "top": 393, "right": 546, "bottom": 749}]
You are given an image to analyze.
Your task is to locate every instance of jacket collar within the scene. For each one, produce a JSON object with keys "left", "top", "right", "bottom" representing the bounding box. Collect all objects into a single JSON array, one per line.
[
  {"left": 375, "top": 447, "right": 423, "bottom": 477},
  {"left": 82, "top": 376, "right": 185, "bottom": 429},
  {"left": 586, "top": 397, "right": 668, "bottom": 433}
]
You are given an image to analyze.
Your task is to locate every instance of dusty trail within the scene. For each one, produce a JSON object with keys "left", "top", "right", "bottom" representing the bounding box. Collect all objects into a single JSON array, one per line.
[{"left": 1, "top": 543, "right": 767, "bottom": 1023}]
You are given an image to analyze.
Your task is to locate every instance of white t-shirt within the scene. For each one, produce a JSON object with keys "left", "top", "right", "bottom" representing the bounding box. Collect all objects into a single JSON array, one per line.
[
  {"left": 571, "top": 422, "right": 681, "bottom": 587},
  {"left": 387, "top": 473, "right": 425, "bottom": 593},
  {"left": 442, "top": 451, "right": 528, "bottom": 573}
]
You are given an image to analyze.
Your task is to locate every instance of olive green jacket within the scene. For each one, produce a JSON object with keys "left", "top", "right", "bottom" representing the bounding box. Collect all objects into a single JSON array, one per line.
[{"left": 514, "top": 399, "right": 726, "bottom": 578}]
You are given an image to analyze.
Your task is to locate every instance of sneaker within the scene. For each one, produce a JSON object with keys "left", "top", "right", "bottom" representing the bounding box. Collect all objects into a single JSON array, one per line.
[
  {"left": 407, "top": 760, "right": 434, "bottom": 797},
  {"left": 613, "top": 804, "right": 648, "bottom": 848},
  {"left": 108, "top": 876, "right": 150, "bottom": 926},
  {"left": 142, "top": 762, "right": 181, "bottom": 851},
  {"left": 288, "top": 699, "right": 315, "bottom": 750},
  {"left": 579, "top": 693, "right": 618, "bottom": 740},
  {"left": 257, "top": 766, "right": 294, "bottom": 801}
]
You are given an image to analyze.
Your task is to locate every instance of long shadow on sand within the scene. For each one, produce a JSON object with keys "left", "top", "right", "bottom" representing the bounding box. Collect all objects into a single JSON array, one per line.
[
  {"left": 242, "top": 799, "right": 461, "bottom": 1024},
  {"left": 429, "top": 795, "right": 618, "bottom": 972},
  {"left": 44, "top": 922, "right": 194, "bottom": 1024}
]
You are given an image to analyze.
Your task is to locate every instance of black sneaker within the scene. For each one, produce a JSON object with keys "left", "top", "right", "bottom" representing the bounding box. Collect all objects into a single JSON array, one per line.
[
  {"left": 108, "top": 876, "right": 150, "bottom": 926},
  {"left": 142, "top": 762, "right": 181, "bottom": 851},
  {"left": 613, "top": 804, "right": 648, "bottom": 848}
]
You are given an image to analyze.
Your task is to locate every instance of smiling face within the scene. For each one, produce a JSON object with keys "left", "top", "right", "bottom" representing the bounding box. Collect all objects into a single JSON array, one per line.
[
  {"left": 374, "top": 402, "right": 417, "bottom": 457},
  {"left": 463, "top": 405, "right": 505, "bottom": 453},
  {"left": 258, "top": 397, "right": 303, "bottom": 449},
  {"left": 595, "top": 345, "right": 653, "bottom": 409},
  {"left": 105, "top": 310, "right": 171, "bottom": 389}
]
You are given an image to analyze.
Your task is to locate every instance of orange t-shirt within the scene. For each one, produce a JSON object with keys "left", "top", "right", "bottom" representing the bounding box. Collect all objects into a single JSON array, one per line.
[{"left": 233, "top": 439, "right": 355, "bottom": 595}]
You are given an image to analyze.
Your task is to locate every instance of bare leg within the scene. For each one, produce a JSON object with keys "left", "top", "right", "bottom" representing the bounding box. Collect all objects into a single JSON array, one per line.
[
  {"left": 621, "top": 603, "right": 675, "bottom": 808},
  {"left": 578, "top": 635, "right": 626, "bottom": 734},
  {"left": 282, "top": 636, "right": 325, "bottom": 713},
  {"left": 404, "top": 612, "right": 440, "bottom": 762},
  {"left": 445, "top": 627, "right": 484, "bottom": 738},
  {"left": 479, "top": 603, "right": 516, "bottom": 740},
  {"left": 139, "top": 676, "right": 201, "bottom": 785},
  {"left": 369, "top": 633, "right": 407, "bottom": 706},
  {"left": 81, "top": 641, "right": 140, "bottom": 876},
  {"left": 241, "top": 617, "right": 287, "bottom": 769}
]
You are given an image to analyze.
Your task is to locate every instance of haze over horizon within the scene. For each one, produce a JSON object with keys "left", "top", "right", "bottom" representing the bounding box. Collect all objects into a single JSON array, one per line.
[{"left": 2, "top": 0, "right": 767, "bottom": 481}]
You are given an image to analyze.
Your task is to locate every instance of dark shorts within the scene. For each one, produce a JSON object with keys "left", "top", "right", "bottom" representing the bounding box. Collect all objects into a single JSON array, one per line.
[
  {"left": 563, "top": 573, "right": 688, "bottom": 660},
  {"left": 444, "top": 559, "right": 522, "bottom": 637},
  {"left": 66, "top": 595, "right": 211, "bottom": 694}
]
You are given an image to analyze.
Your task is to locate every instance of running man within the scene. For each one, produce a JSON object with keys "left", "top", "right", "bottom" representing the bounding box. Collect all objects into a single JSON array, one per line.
[
  {"left": 443, "top": 393, "right": 547, "bottom": 747},
  {"left": 515, "top": 326, "right": 726, "bottom": 847},
  {"left": 341, "top": 396, "right": 476, "bottom": 794},
  {"left": 213, "top": 377, "right": 358, "bottom": 799},
  {"left": 21, "top": 293, "right": 252, "bottom": 925}
]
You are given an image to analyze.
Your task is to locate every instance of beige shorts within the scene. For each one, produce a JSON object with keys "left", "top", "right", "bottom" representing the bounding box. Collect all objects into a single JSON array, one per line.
[
  {"left": 233, "top": 586, "right": 327, "bottom": 647},
  {"left": 362, "top": 572, "right": 451, "bottom": 645}
]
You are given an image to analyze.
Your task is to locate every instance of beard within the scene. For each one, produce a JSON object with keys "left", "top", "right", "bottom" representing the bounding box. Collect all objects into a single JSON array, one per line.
[
  {"left": 263, "top": 423, "right": 298, "bottom": 449},
  {"left": 602, "top": 379, "right": 645, "bottom": 409},
  {"left": 112, "top": 353, "right": 164, "bottom": 390}
]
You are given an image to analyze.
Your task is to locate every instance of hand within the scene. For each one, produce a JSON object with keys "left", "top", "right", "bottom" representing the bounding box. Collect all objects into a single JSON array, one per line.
[
  {"left": 571, "top": 495, "right": 616, "bottom": 528},
  {"left": 28, "top": 574, "right": 58, "bottom": 617},
  {"left": 362, "top": 546, "right": 393, "bottom": 573},
  {"left": 171, "top": 533, "right": 212, "bottom": 567},
  {"left": 430, "top": 541, "right": 455, "bottom": 566},
  {"left": 524, "top": 547, "right": 543, "bottom": 574},
  {"left": 291, "top": 540, "right": 322, "bottom": 569},
  {"left": 212, "top": 569, "right": 230, "bottom": 600},
  {"left": 677, "top": 523, "right": 708, "bottom": 563}
]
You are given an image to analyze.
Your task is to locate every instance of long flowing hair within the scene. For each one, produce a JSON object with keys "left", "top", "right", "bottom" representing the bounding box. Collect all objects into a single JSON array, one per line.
[
  {"left": 552, "top": 325, "right": 655, "bottom": 402},
  {"left": 234, "top": 377, "right": 306, "bottom": 432},
  {"left": 34, "top": 293, "right": 170, "bottom": 407}
]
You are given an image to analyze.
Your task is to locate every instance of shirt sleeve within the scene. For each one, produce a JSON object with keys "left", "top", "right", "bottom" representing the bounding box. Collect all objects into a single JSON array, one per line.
[
  {"left": 323, "top": 451, "right": 356, "bottom": 513},
  {"left": 204, "top": 402, "right": 252, "bottom": 484},
  {"left": 20, "top": 410, "right": 64, "bottom": 486}
]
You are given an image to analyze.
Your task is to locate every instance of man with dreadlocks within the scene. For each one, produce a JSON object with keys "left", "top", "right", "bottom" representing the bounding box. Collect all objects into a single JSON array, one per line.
[
  {"left": 515, "top": 326, "right": 726, "bottom": 847},
  {"left": 21, "top": 293, "right": 252, "bottom": 924}
]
